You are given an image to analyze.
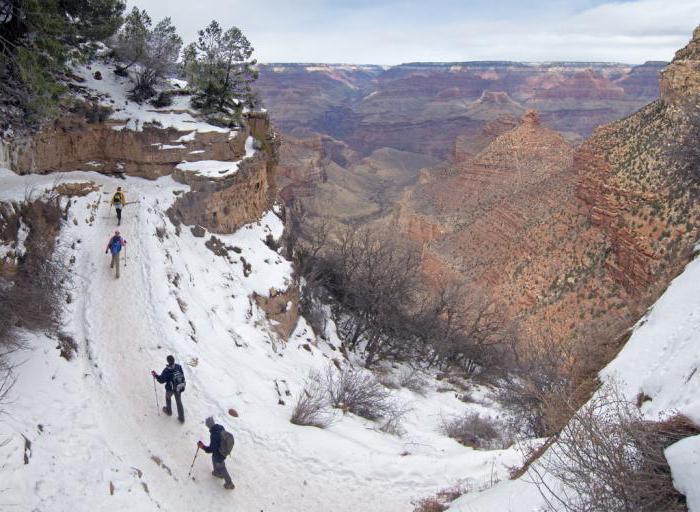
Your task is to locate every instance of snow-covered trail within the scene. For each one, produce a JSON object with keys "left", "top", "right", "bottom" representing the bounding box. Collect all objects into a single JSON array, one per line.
[
  {"left": 71, "top": 183, "right": 225, "bottom": 510},
  {"left": 0, "top": 169, "right": 523, "bottom": 512}
]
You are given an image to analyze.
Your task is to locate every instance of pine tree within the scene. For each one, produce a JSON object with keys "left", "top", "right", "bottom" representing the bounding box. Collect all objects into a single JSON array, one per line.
[
  {"left": 112, "top": 9, "right": 182, "bottom": 102},
  {"left": 0, "top": 0, "right": 125, "bottom": 123},
  {"left": 185, "top": 20, "right": 259, "bottom": 120},
  {"left": 112, "top": 7, "right": 151, "bottom": 74}
]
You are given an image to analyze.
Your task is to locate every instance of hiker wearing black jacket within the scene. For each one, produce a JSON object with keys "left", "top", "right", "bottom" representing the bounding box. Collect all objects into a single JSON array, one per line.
[
  {"left": 198, "top": 416, "right": 235, "bottom": 489},
  {"left": 151, "top": 355, "right": 185, "bottom": 423}
]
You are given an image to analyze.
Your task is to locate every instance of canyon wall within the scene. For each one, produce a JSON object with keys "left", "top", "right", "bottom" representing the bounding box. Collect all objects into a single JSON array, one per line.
[
  {"left": 258, "top": 61, "right": 665, "bottom": 159},
  {"left": 398, "top": 29, "right": 700, "bottom": 348}
]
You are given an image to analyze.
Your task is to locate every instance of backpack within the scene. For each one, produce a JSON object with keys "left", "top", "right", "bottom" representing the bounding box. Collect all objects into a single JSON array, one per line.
[
  {"left": 219, "top": 429, "right": 235, "bottom": 458},
  {"left": 113, "top": 191, "right": 124, "bottom": 204},
  {"left": 172, "top": 364, "right": 186, "bottom": 393},
  {"left": 109, "top": 236, "right": 123, "bottom": 254}
]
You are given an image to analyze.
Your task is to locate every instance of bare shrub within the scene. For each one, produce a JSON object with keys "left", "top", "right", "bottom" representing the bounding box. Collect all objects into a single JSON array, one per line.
[
  {"left": 398, "top": 366, "right": 427, "bottom": 395},
  {"left": 379, "top": 403, "right": 411, "bottom": 437},
  {"left": 326, "top": 365, "right": 394, "bottom": 421},
  {"left": 290, "top": 371, "right": 333, "bottom": 428},
  {"left": 57, "top": 333, "right": 78, "bottom": 360},
  {"left": 412, "top": 482, "right": 472, "bottom": 512},
  {"left": 412, "top": 498, "right": 447, "bottom": 512},
  {"left": 497, "top": 335, "right": 577, "bottom": 437},
  {"left": 292, "top": 219, "right": 508, "bottom": 374},
  {"left": 530, "top": 386, "right": 698, "bottom": 512},
  {"left": 440, "top": 412, "right": 509, "bottom": 450},
  {"left": 299, "top": 288, "right": 328, "bottom": 339}
]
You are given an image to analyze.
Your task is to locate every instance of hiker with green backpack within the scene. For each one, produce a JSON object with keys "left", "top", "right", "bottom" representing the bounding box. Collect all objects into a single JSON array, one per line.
[{"left": 198, "top": 416, "right": 235, "bottom": 490}]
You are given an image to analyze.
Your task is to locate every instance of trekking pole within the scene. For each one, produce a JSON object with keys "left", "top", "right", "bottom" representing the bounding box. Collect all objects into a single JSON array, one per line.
[
  {"left": 152, "top": 376, "right": 160, "bottom": 415},
  {"left": 187, "top": 446, "right": 200, "bottom": 478},
  {"left": 124, "top": 245, "right": 127, "bottom": 269}
]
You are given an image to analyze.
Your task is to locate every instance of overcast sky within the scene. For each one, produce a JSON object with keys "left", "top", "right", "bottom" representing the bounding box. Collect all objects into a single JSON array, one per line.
[{"left": 127, "top": 0, "right": 700, "bottom": 64}]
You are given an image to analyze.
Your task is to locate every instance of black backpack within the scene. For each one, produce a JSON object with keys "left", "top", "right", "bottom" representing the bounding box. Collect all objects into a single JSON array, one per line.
[
  {"left": 219, "top": 429, "right": 235, "bottom": 457},
  {"left": 172, "top": 364, "right": 186, "bottom": 392}
]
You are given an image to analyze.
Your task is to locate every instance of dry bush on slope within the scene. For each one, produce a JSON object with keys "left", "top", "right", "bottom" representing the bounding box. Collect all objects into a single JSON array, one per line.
[
  {"left": 0, "top": 197, "right": 68, "bottom": 345},
  {"left": 0, "top": 195, "right": 69, "bottom": 415},
  {"left": 326, "top": 365, "right": 397, "bottom": 421},
  {"left": 290, "top": 370, "right": 334, "bottom": 428},
  {"left": 440, "top": 412, "right": 511, "bottom": 450},
  {"left": 530, "top": 386, "right": 698, "bottom": 512}
]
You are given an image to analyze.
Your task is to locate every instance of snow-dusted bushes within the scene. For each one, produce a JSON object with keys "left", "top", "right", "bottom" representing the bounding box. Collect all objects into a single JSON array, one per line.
[
  {"left": 290, "top": 365, "right": 408, "bottom": 430},
  {"left": 530, "top": 386, "right": 698, "bottom": 512},
  {"left": 0, "top": 195, "right": 69, "bottom": 412},
  {"left": 0, "top": 196, "right": 66, "bottom": 345},
  {"left": 290, "top": 370, "right": 334, "bottom": 428},
  {"left": 440, "top": 412, "right": 510, "bottom": 450},
  {"left": 326, "top": 365, "right": 395, "bottom": 421}
]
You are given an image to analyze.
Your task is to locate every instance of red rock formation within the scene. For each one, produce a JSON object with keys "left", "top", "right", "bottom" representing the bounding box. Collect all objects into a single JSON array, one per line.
[
  {"left": 535, "top": 69, "right": 625, "bottom": 100},
  {"left": 399, "top": 26, "right": 700, "bottom": 348}
]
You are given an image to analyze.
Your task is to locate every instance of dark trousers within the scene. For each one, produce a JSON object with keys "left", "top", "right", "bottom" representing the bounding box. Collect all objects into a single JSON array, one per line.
[
  {"left": 115, "top": 205, "right": 122, "bottom": 224},
  {"left": 165, "top": 389, "right": 184, "bottom": 421},
  {"left": 213, "top": 458, "right": 233, "bottom": 485}
]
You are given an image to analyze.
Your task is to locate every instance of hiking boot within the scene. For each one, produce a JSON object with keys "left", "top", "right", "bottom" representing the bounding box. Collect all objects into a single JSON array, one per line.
[
  {"left": 224, "top": 482, "right": 235, "bottom": 490},
  {"left": 178, "top": 416, "right": 185, "bottom": 423},
  {"left": 162, "top": 407, "right": 172, "bottom": 416},
  {"left": 212, "top": 470, "right": 224, "bottom": 479}
]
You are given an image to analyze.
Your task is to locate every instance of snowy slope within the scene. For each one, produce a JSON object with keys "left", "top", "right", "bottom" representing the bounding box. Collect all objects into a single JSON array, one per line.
[
  {"left": 449, "top": 248, "right": 700, "bottom": 512},
  {"left": 0, "top": 166, "right": 523, "bottom": 512},
  {"left": 74, "top": 61, "right": 230, "bottom": 134},
  {"left": 0, "top": 61, "right": 530, "bottom": 511}
]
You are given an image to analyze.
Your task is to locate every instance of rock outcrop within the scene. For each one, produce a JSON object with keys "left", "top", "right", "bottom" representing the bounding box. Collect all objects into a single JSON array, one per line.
[
  {"left": 5, "top": 109, "right": 279, "bottom": 235},
  {"left": 660, "top": 26, "right": 700, "bottom": 105},
  {"left": 8, "top": 116, "right": 247, "bottom": 179}
]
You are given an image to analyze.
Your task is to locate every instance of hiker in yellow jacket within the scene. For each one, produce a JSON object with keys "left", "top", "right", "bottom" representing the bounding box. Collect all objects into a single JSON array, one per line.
[{"left": 111, "top": 186, "right": 126, "bottom": 226}]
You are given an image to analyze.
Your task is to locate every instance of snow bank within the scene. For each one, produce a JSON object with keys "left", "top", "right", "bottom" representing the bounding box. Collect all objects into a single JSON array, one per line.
[
  {"left": 176, "top": 137, "right": 256, "bottom": 177},
  {"left": 175, "top": 159, "right": 241, "bottom": 177}
]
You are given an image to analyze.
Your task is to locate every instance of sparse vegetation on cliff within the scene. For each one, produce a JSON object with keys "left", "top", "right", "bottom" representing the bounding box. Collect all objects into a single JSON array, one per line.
[
  {"left": 111, "top": 7, "right": 182, "bottom": 102},
  {"left": 0, "top": 0, "right": 125, "bottom": 126},
  {"left": 529, "top": 386, "right": 698, "bottom": 512},
  {"left": 293, "top": 221, "right": 508, "bottom": 373},
  {"left": 183, "top": 20, "right": 259, "bottom": 125}
]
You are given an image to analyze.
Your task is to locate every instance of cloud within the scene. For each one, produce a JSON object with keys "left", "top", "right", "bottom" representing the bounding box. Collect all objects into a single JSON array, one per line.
[{"left": 128, "top": 0, "right": 700, "bottom": 64}]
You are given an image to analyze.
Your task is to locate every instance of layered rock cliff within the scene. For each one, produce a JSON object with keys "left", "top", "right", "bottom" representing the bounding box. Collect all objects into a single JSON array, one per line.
[
  {"left": 2, "top": 65, "right": 279, "bottom": 235},
  {"left": 258, "top": 61, "right": 665, "bottom": 159},
  {"left": 399, "top": 26, "right": 700, "bottom": 350}
]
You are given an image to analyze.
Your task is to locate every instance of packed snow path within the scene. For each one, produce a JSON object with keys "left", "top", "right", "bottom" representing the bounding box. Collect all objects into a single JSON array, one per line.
[{"left": 0, "top": 170, "right": 521, "bottom": 512}]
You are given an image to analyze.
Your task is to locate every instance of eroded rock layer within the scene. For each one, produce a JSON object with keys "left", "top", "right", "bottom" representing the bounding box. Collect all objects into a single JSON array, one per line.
[{"left": 399, "top": 28, "right": 700, "bottom": 347}]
